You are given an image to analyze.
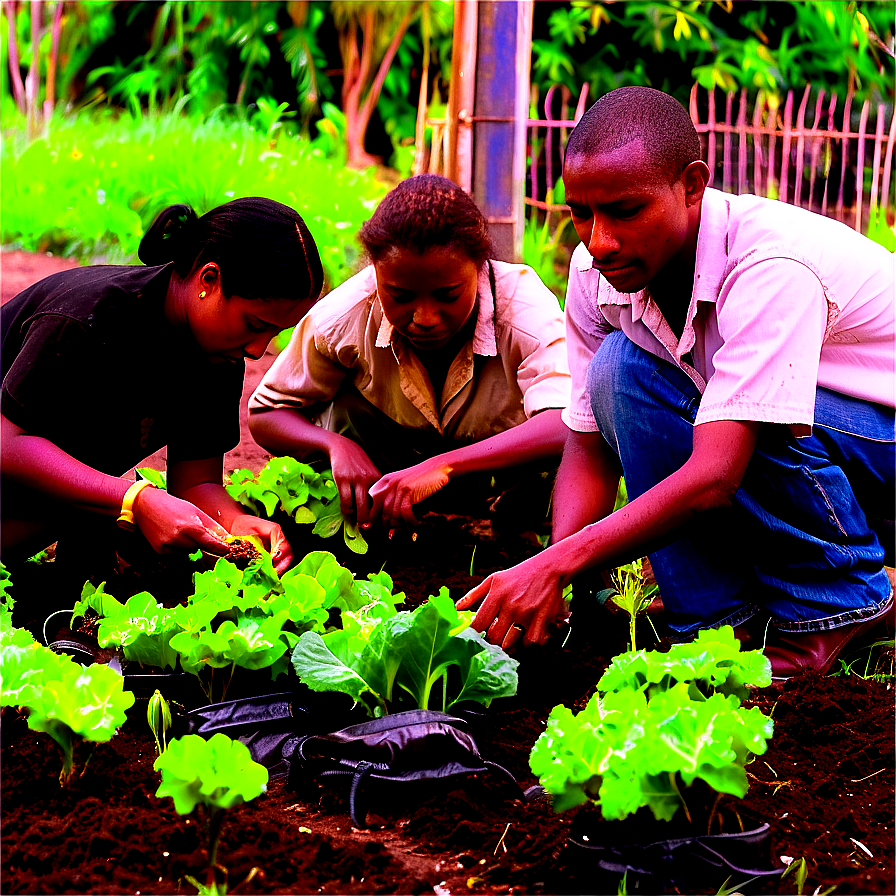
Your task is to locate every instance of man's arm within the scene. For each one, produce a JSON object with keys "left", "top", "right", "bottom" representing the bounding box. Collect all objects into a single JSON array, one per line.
[{"left": 457, "top": 418, "right": 761, "bottom": 648}]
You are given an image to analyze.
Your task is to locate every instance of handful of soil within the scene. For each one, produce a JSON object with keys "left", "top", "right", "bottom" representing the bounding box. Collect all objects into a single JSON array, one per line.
[{"left": 221, "top": 537, "right": 262, "bottom": 569}]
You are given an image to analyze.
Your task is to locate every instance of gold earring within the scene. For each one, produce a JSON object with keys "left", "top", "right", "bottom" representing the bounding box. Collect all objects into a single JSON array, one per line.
[{"left": 199, "top": 290, "right": 207, "bottom": 299}]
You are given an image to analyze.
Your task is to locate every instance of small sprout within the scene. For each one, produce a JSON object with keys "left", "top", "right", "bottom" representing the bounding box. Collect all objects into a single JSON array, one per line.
[{"left": 147, "top": 689, "right": 172, "bottom": 756}]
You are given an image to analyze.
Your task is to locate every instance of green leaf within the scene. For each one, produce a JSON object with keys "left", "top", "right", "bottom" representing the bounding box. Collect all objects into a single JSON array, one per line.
[{"left": 154, "top": 732, "right": 268, "bottom": 815}]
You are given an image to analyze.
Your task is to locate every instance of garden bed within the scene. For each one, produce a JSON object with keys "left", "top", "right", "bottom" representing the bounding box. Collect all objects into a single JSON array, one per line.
[{"left": 1, "top": 252, "right": 894, "bottom": 895}]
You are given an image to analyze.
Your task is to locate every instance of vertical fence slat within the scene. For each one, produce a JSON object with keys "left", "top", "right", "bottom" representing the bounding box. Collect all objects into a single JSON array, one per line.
[
  {"left": 753, "top": 91, "right": 766, "bottom": 200},
  {"left": 737, "top": 88, "right": 748, "bottom": 194},
  {"left": 837, "top": 91, "right": 853, "bottom": 222},
  {"left": 766, "top": 94, "right": 779, "bottom": 198},
  {"left": 854, "top": 98, "right": 870, "bottom": 233},
  {"left": 869, "top": 102, "right": 886, "bottom": 213},
  {"left": 807, "top": 90, "right": 826, "bottom": 212},
  {"left": 779, "top": 90, "right": 794, "bottom": 203},
  {"left": 793, "top": 84, "right": 811, "bottom": 208},
  {"left": 529, "top": 84, "right": 539, "bottom": 209},
  {"left": 707, "top": 89, "right": 717, "bottom": 182},
  {"left": 723, "top": 91, "right": 733, "bottom": 193},
  {"left": 880, "top": 105, "right": 895, "bottom": 216},
  {"left": 543, "top": 84, "right": 557, "bottom": 206},
  {"left": 821, "top": 94, "right": 838, "bottom": 217}
]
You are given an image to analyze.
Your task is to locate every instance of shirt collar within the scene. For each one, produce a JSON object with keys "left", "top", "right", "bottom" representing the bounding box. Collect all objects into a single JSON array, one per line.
[{"left": 374, "top": 263, "right": 498, "bottom": 356}]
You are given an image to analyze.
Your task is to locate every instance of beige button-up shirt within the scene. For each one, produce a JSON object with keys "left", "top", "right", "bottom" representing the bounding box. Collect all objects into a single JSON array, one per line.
[
  {"left": 250, "top": 260, "right": 571, "bottom": 443},
  {"left": 564, "top": 188, "right": 895, "bottom": 436}
]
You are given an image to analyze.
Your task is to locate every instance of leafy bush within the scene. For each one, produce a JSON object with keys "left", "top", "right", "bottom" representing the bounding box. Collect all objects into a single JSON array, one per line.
[
  {"left": 529, "top": 626, "right": 773, "bottom": 821},
  {"left": 291, "top": 588, "right": 519, "bottom": 718},
  {"left": 1, "top": 107, "right": 388, "bottom": 286},
  {"left": 226, "top": 457, "right": 368, "bottom": 555}
]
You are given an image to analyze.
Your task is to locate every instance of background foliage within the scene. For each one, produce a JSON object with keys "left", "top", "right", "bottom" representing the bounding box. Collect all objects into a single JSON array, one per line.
[{"left": 2, "top": 1, "right": 892, "bottom": 274}]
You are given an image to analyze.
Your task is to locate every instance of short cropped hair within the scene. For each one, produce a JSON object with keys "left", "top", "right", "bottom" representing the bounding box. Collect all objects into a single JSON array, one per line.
[
  {"left": 359, "top": 174, "right": 494, "bottom": 269},
  {"left": 565, "top": 86, "right": 701, "bottom": 184}
]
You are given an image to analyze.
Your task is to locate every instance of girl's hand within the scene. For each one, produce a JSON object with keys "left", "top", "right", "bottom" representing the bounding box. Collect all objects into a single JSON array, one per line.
[
  {"left": 326, "top": 439, "right": 382, "bottom": 526},
  {"left": 229, "top": 514, "right": 294, "bottom": 576},
  {"left": 368, "top": 459, "right": 452, "bottom": 529},
  {"left": 132, "top": 487, "right": 231, "bottom": 555},
  {"left": 456, "top": 552, "right": 570, "bottom": 649}
]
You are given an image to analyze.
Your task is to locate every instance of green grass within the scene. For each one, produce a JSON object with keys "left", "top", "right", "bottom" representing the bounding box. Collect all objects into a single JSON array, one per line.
[{"left": 1, "top": 102, "right": 389, "bottom": 289}]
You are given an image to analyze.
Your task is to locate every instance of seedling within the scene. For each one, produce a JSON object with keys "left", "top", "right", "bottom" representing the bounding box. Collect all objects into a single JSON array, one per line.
[
  {"left": 147, "top": 689, "right": 172, "bottom": 756},
  {"left": 530, "top": 626, "right": 773, "bottom": 827},
  {"left": 606, "top": 558, "right": 659, "bottom": 651},
  {"left": 226, "top": 457, "right": 368, "bottom": 554},
  {"left": 154, "top": 733, "right": 269, "bottom": 895},
  {"left": 0, "top": 642, "right": 135, "bottom": 785}
]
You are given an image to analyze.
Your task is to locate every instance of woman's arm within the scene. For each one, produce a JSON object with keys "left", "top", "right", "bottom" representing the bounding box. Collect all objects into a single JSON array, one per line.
[
  {"left": 456, "top": 418, "right": 761, "bottom": 648},
  {"left": 1, "top": 414, "right": 232, "bottom": 555},
  {"left": 249, "top": 407, "right": 382, "bottom": 525},
  {"left": 167, "top": 456, "right": 294, "bottom": 574},
  {"left": 368, "top": 408, "right": 568, "bottom": 528}
]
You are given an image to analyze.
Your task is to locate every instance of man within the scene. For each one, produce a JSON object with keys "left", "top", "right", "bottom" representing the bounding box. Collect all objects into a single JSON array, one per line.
[{"left": 458, "top": 86, "right": 895, "bottom": 680}]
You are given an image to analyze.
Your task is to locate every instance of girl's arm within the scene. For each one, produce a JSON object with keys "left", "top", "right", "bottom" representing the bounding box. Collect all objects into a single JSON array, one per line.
[
  {"left": 1, "top": 414, "right": 232, "bottom": 555},
  {"left": 249, "top": 407, "right": 382, "bottom": 526},
  {"left": 368, "top": 408, "right": 568, "bottom": 528},
  {"left": 167, "top": 456, "right": 294, "bottom": 574},
  {"left": 457, "top": 418, "right": 761, "bottom": 648}
]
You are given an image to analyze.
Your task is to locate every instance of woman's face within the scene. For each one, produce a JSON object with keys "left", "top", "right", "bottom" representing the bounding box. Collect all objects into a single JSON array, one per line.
[
  {"left": 374, "top": 246, "right": 480, "bottom": 351},
  {"left": 190, "top": 290, "right": 312, "bottom": 363}
]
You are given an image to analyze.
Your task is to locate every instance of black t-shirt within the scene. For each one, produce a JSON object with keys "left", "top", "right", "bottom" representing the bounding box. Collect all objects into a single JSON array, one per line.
[{"left": 1, "top": 264, "right": 244, "bottom": 475}]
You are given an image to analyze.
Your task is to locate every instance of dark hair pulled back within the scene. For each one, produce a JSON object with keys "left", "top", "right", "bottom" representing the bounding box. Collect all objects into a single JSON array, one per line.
[
  {"left": 138, "top": 197, "right": 324, "bottom": 303},
  {"left": 359, "top": 174, "right": 494, "bottom": 269}
]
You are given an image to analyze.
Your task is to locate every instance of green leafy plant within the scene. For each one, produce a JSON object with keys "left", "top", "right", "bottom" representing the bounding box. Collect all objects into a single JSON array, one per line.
[
  {"left": 529, "top": 626, "right": 773, "bottom": 827},
  {"left": 147, "top": 688, "right": 173, "bottom": 757},
  {"left": 602, "top": 558, "right": 659, "bottom": 651},
  {"left": 154, "top": 733, "right": 268, "bottom": 895},
  {"left": 226, "top": 457, "right": 368, "bottom": 555},
  {"left": 291, "top": 588, "right": 518, "bottom": 717},
  {"left": 69, "top": 549, "right": 399, "bottom": 702},
  {"left": 0, "top": 641, "right": 135, "bottom": 785}
]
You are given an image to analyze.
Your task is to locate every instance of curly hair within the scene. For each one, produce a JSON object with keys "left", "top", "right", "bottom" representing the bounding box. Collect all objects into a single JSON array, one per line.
[{"left": 359, "top": 174, "right": 494, "bottom": 268}]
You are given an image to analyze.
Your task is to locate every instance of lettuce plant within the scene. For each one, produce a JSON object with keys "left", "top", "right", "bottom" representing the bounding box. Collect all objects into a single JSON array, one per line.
[
  {"left": 226, "top": 457, "right": 368, "bottom": 554},
  {"left": 291, "top": 589, "right": 519, "bottom": 717},
  {"left": 529, "top": 626, "right": 773, "bottom": 825},
  {"left": 69, "top": 550, "right": 402, "bottom": 702},
  {"left": 154, "top": 733, "right": 268, "bottom": 895},
  {"left": 1, "top": 641, "right": 135, "bottom": 785}
]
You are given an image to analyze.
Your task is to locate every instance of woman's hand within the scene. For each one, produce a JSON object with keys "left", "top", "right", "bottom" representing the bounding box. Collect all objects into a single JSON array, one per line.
[
  {"left": 455, "top": 551, "right": 570, "bottom": 649},
  {"left": 229, "top": 514, "right": 293, "bottom": 576},
  {"left": 132, "top": 487, "right": 232, "bottom": 555},
  {"left": 368, "top": 458, "right": 452, "bottom": 529},
  {"left": 326, "top": 438, "right": 382, "bottom": 526}
]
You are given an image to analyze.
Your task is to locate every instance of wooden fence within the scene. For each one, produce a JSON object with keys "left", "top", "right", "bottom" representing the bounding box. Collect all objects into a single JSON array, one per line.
[{"left": 430, "top": 83, "right": 895, "bottom": 235}]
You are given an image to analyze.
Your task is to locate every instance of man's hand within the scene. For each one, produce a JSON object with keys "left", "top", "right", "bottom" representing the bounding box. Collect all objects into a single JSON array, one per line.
[
  {"left": 368, "top": 458, "right": 452, "bottom": 529},
  {"left": 456, "top": 551, "right": 570, "bottom": 648},
  {"left": 326, "top": 439, "right": 382, "bottom": 526}
]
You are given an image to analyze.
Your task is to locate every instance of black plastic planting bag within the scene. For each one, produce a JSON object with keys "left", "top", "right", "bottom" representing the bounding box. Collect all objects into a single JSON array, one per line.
[
  {"left": 287, "top": 709, "right": 523, "bottom": 828},
  {"left": 173, "top": 692, "right": 319, "bottom": 780},
  {"left": 567, "top": 817, "right": 786, "bottom": 894}
]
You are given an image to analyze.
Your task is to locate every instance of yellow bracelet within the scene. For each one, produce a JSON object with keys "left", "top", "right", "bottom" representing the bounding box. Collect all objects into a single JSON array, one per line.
[{"left": 116, "top": 480, "right": 157, "bottom": 531}]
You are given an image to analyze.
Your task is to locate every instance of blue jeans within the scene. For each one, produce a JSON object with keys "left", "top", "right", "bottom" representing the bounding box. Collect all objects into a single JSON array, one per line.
[{"left": 588, "top": 330, "right": 895, "bottom": 635}]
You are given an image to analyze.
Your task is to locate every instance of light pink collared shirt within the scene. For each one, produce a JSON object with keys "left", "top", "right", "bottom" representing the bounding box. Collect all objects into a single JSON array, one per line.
[{"left": 563, "top": 188, "right": 895, "bottom": 436}]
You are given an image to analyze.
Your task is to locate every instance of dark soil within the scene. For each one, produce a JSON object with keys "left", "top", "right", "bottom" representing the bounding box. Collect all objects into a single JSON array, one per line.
[{"left": 2, "top": 251, "right": 894, "bottom": 895}]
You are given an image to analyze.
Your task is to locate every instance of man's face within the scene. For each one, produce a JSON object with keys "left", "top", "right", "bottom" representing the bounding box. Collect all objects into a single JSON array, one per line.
[{"left": 563, "top": 140, "right": 699, "bottom": 294}]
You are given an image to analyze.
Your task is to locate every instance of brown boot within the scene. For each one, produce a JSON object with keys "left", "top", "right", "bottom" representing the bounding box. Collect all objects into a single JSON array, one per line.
[{"left": 764, "top": 614, "right": 890, "bottom": 681}]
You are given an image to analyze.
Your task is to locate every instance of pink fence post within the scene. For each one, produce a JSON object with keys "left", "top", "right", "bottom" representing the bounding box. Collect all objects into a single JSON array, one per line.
[
  {"left": 543, "top": 84, "right": 557, "bottom": 205},
  {"left": 807, "top": 90, "right": 826, "bottom": 212},
  {"left": 722, "top": 91, "right": 733, "bottom": 193},
  {"left": 821, "top": 94, "right": 838, "bottom": 218},
  {"left": 753, "top": 91, "right": 766, "bottom": 198},
  {"left": 869, "top": 102, "right": 886, "bottom": 216},
  {"left": 737, "top": 88, "right": 748, "bottom": 194},
  {"left": 779, "top": 90, "right": 794, "bottom": 204},
  {"left": 837, "top": 91, "right": 853, "bottom": 222},
  {"left": 880, "top": 106, "right": 895, "bottom": 218},
  {"left": 793, "top": 84, "right": 811, "bottom": 208},
  {"left": 707, "top": 88, "right": 717, "bottom": 184},
  {"left": 854, "top": 97, "right": 870, "bottom": 233}
]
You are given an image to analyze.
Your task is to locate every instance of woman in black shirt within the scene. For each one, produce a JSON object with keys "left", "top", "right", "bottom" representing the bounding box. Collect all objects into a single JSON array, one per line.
[{"left": 1, "top": 197, "right": 323, "bottom": 576}]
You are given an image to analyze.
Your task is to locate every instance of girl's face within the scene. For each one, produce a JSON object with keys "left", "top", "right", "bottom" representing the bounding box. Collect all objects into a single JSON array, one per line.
[
  {"left": 189, "top": 282, "right": 312, "bottom": 363},
  {"left": 374, "top": 246, "right": 480, "bottom": 351}
]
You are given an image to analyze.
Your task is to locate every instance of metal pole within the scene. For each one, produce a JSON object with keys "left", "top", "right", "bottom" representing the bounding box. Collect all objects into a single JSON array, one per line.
[{"left": 471, "top": 0, "right": 533, "bottom": 262}]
